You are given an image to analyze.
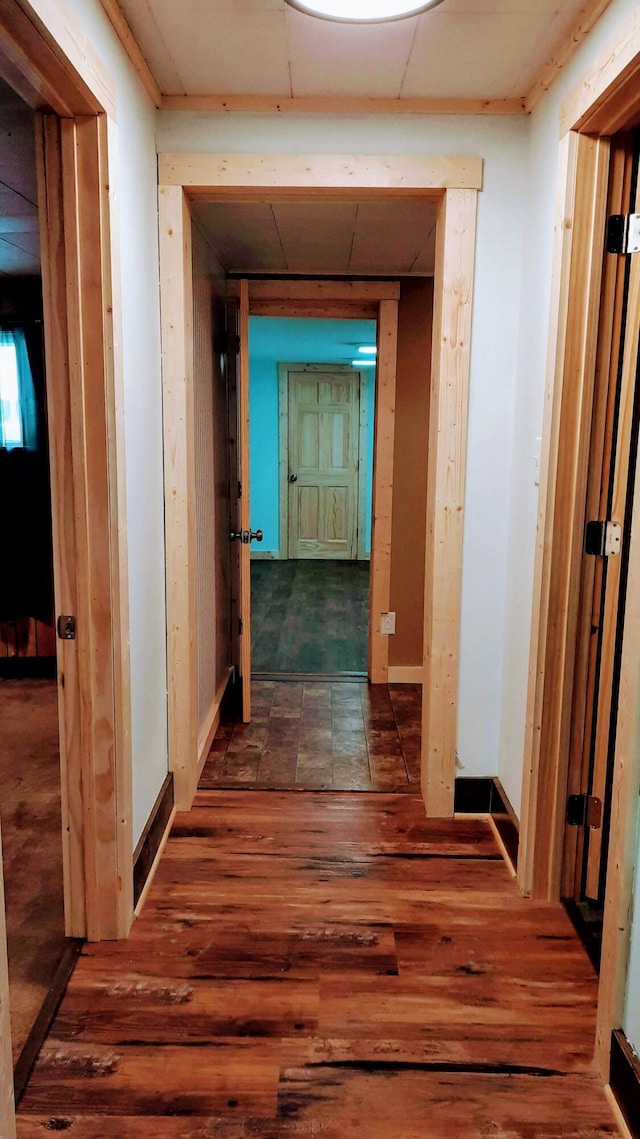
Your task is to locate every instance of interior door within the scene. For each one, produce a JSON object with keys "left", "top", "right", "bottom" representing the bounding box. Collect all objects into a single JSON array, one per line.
[
  {"left": 287, "top": 366, "right": 360, "bottom": 559},
  {"left": 565, "top": 134, "right": 640, "bottom": 921}
]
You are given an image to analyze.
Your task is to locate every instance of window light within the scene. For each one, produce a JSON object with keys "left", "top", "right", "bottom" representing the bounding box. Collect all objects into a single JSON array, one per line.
[{"left": 284, "top": 0, "right": 445, "bottom": 23}]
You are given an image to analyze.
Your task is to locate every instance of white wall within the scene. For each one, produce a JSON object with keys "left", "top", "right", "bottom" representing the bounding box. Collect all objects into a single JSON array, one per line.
[
  {"left": 60, "top": 0, "right": 168, "bottom": 844},
  {"left": 157, "top": 110, "right": 528, "bottom": 782},
  {"left": 498, "top": 0, "right": 640, "bottom": 816}
]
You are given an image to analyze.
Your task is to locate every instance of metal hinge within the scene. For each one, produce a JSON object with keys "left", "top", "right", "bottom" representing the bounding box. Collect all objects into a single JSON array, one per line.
[
  {"left": 585, "top": 519, "right": 622, "bottom": 557},
  {"left": 567, "top": 794, "right": 603, "bottom": 829},
  {"left": 56, "top": 615, "right": 76, "bottom": 641},
  {"left": 606, "top": 213, "right": 640, "bottom": 254}
]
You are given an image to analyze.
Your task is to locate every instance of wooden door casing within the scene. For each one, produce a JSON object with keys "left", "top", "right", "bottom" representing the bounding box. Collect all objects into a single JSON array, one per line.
[{"left": 286, "top": 366, "right": 361, "bottom": 560}]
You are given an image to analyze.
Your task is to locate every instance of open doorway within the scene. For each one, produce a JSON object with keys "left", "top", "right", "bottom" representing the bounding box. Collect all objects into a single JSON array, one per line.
[
  {"left": 0, "top": 76, "right": 68, "bottom": 1093},
  {"left": 249, "top": 316, "right": 377, "bottom": 678}
]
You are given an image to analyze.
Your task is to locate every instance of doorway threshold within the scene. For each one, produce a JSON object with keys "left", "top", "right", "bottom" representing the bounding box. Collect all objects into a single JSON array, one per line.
[{"left": 251, "top": 671, "right": 368, "bottom": 683}]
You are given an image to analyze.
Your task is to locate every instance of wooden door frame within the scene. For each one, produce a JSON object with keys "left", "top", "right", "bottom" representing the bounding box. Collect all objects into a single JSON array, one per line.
[
  {"left": 0, "top": 2, "right": 133, "bottom": 948},
  {"left": 276, "top": 362, "right": 371, "bottom": 564},
  {"left": 158, "top": 155, "right": 480, "bottom": 817},
  {"left": 519, "top": 7, "right": 640, "bottom": 1076}
]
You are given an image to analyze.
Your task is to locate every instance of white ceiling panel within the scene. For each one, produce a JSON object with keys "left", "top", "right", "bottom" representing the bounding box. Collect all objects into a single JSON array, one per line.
[
  {"left": 0, "top": 77, "right": 39, "bottom": 275},
  {"left": 273, "top": 202, "right": 357, "bottom": 272},
  {"left": 286, "top": 7, "right": 418, "bottom": 98},
  {"left": 194, "top": 202, "right": 287, "bottom": 271},
  {"left": 349, "top": 202, "right": 436, "bottom": 274}
]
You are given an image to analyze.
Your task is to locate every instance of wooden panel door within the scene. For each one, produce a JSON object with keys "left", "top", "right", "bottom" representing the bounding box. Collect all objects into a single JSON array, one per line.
[
  {"left": 287, "top": 367, "right": 360, "bottom": 560},
  {"left": 565, "top": 135, "right": 640, "bottom": 910}
]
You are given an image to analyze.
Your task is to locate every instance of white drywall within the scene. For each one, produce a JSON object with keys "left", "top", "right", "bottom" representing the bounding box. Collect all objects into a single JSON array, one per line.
[
  {"left": 498, "top": 0, "right": 640, "bottom": 817},
  {"left": 59, "top": 0, "right": 168, "bottom": 845},
  {"left": 157, "top": 110, "right": 529, "bottom": 782}
]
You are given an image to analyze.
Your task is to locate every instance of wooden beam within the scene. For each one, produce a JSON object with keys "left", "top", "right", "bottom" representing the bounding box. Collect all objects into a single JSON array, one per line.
[
  {"left": 559, "top": 7, "right": 640, "bottom": 136},
  {"left": 518, "top": 133, "right": 609, "bottom": 901},
  {"left": 526, "top": 0, "right": 615, "bottom": 115},
  {"left": 369, "top": 299, "right": 398, "bottom": 684},
  {"left": 422, "top": 188, "right": 478, "bottom": 818},
  {"left": 159, "top": 154, "right": 484, "bottom": 195},
  {"left": 0, "top": 820, "right": 16, "bottom": 1139},
  {"left": 159, "top": 185, "right": 199, "bottom": 811},
  {"left": 227, "top": 279, "right": 400, "bottom": 303},
  {"left": 100, "top": 0, "right": 162, "bottom": 108},
  {"left": 161, "top": 94, "right": 526, "bottom": 117},
  {"left": 249, "top": 299, "right": 378, "bottom": 319}
]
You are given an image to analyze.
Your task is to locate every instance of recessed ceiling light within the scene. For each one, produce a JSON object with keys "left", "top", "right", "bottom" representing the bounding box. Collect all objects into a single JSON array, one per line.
[
  {"left": 284, "top": 0, "right": 446, "bottom": 24},
  {"left": 358, "top": 346, "right": 377, "bottom": 355},
  {"left": 352, "top": 359, "right": 377, "bottom": 367}
]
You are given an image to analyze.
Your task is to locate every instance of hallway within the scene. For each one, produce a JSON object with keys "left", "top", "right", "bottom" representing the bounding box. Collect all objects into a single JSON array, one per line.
[{"left": 16, "top": 785, "right": 619, "bottom": 1135}]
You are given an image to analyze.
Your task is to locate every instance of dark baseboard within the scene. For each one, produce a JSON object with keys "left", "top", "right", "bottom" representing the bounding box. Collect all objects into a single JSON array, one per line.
[
  {"left": 14, "top": 939, "right": 82, "bottom": 1103},
  {"left": 454, "top": 777, "right": 519, "bottom": 868},
  {"left": 0, "top": 657, "right": 56, "bottom": 679},
  {"left": 133, "top": 773, "right": 175, "bottom": 907},
  {"left": 610, "top": 1029, "right": 640, "bottom": 1137}
]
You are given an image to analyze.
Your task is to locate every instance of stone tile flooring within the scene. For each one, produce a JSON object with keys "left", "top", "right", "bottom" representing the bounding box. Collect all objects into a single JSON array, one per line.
[{"left": 201, "top": 680, "right": 421, "bottom": 792}]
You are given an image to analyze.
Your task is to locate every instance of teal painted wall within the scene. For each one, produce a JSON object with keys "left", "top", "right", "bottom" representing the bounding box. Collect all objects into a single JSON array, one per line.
[{"left": 249, "top": 316, "right": 376, "bottom": 556}]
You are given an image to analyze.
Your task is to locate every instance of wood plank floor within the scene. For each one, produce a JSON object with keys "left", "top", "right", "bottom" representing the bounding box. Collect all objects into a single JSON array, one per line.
[
  {"left": 251, "top": 559, "right": 369, "bottom": 675},
  {"left": 204, "top": 680, "right": 420, "bottom": 790},
  {"left": 17, "top": 790, "right": 620, "bottom": 1136}
]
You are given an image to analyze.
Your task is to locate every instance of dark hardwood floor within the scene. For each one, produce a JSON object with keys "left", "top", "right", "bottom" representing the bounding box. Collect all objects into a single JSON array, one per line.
[
  {"left": 203, "top": 680, "right": 421, "bottom": 791},
  {"left": 16, "top": 789, "right": 619, "bottom": 1136},
  {"left": 251, "top": 559, "right": 369, "bottom": 675}
]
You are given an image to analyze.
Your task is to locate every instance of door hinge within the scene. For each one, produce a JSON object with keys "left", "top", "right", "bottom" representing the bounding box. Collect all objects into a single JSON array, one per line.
[
  {"left": 607, "top": 213, "right": 640, "bottom": 254},
  {"left": 238, "top": 618, "right": 243, "bottom": 636},
  {"left": 584, "top": 519, "right": 622, "bottom": 557},
  {"left": 56, "top": 615, "right": 76, "bottom": 641},
  {"left": 567, "top": 794, "right": 603, "bottom": 829}
]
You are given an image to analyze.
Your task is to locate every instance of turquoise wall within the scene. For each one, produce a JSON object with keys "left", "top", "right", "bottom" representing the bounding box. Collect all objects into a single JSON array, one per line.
[{"left": 249, "top": 316, "right": 376, "bottom": 556}]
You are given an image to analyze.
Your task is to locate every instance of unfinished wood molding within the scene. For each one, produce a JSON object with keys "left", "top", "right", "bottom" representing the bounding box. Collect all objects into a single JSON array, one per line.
[
  {"left": 369, "top": 299, "right": 398, "bottom": 684},
  {"left": 227, "top": 279, "right": 400, "bottom": 302},
  {"left": 0, "top": 822, "right": 16, "bottom": 1139},
  {"left": 160, "top": 94, "right": 526, "bottom": 117},
  {"left": 526, "top": 0, "right": 615, "bottom": 115},
  {"left": 250, "top": 299, "right": 379, "bottom": 319},
  {"left": 518, "top": 132, "right": 609, "bottom": 902},
  {"left": 422, "top": 188, "right": 478, "bottom": 818},
  {"left": 197, "top": 667, "right": 234, "bottom": 774},
  {"left": 0, "top": 0, "right": 116, "bottom": 117},
  {"left": 560, "top": 6, "right": 640, "bottom": 136},
  {"left": 159, "top": 186, "right": 199, "bottom": 810},
  {"left": 100, "top": 0, "right": 162, "bottom": 107},
  {"left": 388, "top": 665, "right": 423, "bottom": 684},
  {"left": 159, "top": 154, "right": 484, "bottom": 195}
]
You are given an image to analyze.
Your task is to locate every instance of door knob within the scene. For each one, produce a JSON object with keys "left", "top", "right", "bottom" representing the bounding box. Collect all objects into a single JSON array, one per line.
[
  {"left": 230, "top": 529, "right": 263, "bottom": 544},
  {"left": 250, "top": 530, "right": 263, "bottom": 543},
  {"left": 289, "top": 473, "right": 298, "bottom": 483}
]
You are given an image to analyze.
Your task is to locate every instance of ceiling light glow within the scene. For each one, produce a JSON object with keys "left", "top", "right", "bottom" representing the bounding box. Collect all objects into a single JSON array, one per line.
[
  {"left": 352, "top": 359, "right": 377, "bottom": 367},
  {"left": 358, "top": 346, "right": 377, "bottom": 355},
  {"left": 284, "top": 0, "right": 446, "bottom": 24}
]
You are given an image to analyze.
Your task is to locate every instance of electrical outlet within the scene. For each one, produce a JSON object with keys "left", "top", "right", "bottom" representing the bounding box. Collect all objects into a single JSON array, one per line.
[{"left": 380, "top": 612, "right": 396, "bottom": 636}]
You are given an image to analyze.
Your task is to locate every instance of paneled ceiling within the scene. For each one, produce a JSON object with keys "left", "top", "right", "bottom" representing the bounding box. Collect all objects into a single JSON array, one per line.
[
  {"left": 117, "top": 0, "right": 596, "bottom": 101},
  {"left": 0, "top": 77, "right": 39, "bottom": 276},
  {"left": 192, "top": 199, "right": 438, "bottom": 275}
]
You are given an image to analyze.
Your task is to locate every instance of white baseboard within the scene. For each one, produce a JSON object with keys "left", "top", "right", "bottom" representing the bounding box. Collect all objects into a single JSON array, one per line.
[{"left": 388, "top": 665, "right": 423, "bottom": 684}]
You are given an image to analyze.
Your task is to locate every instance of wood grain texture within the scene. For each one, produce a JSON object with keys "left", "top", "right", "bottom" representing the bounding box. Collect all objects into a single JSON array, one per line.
[
  {"left": 161, "top": 94, "right": 527, "bottom": 116},
  {"left": 422, "top": 189, "right": 478, "bottom": 817},
  {"left": 526, "top": 0, "right": 615, "bottom": 115},
  {"left": 99, "top": 0, "right": 162, "bottom": 107},
  {"left": 16, "top": 789, "right": 619, "bottom": 1135},
  {"left": 559, "top": 6, "right": 640, "bottom": 137},
  {"left": 369, "top": 300, "right": 398, "bottom": 684},
  {"left": 159, "top": 186, "right": 199, "bottom": 810},
  {"left": 159, "top": 154, "right": 484, "bottom": 195},
  {"left": 228, "top": 280, "right": 400, "bottom": 302}
]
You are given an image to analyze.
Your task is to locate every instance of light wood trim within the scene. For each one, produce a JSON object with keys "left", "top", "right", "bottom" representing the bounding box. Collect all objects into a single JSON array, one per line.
[
  {"left": 228, "top": 280, "right": 400, "bottom": 302},
  {"left": 197, "top": 667, "right": 233, "bottom": 772},
  {"left": 526, "top": 0, "right": 615, "bottom": 115},
  {"left": 518, "top": 133, "right": 610, "bottom": 900},
  {"left": 159, "top": 154, "right": 484, "bottom": 194},
  {"left": 249, "top": 299, "right": 379, "bottom": 319},
  {"left": 100, "top": 0, "right": 162, "bottom": 107},
  {"left": 560, "top": 7, "right": 640, "bottom": 136},
  {"left": 422, "top": 189, "right": 478, "bottom": 817},
  {"left": 159, "top": 185, "right": 199, "bottom": 810},
  {"left": 0, "top": 0, "right": 115, "bottom": 118},
  {"left": 239, "top": 279, "right": 252, "bottom": 722},
  {"left": 278, "top": 365, "right": 290, "bottom": 560},
  {"left": 605, "top": 1086, "right": 635, "bottom": 1139},
  {"left": 369, "top": 299, "right": 398, "bottom": 684},
  {"left": 161, "top": 94, "right": 526, "bottom": 116},
  {"left": 0, "top": 819, "right": 16, "bottom": 1139},
  {"left": 357, "top": 369, "right": 369, "bottom": 563},
  {"left": 388, "top": 665, "right": 423, "bottom": 684}
]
